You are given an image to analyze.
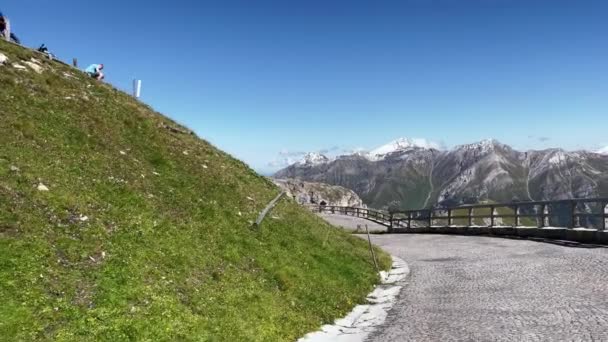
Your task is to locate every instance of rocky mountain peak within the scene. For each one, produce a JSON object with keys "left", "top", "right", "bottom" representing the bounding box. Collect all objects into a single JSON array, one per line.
[
  {"left": 455, "top": 139, "right": 502, "bottom": 152},
  {"left": 366, "top": 137, "right": 441, "bottom": 161},
  {"left": 299, "top": 152, "right": 330, "bottom": 166}
]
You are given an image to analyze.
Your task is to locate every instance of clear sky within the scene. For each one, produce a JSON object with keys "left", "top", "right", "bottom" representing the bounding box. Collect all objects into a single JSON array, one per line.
[{"left": 3, "top": 1, "right": 607, "bottom": 174}]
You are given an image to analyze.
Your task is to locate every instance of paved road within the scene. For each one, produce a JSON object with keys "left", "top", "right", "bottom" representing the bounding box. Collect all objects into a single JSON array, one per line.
[
  {"left": 316, "top": 213, "right": 387, "bottom": 233},
  {"left": 367, "top": 234, "right": 608, "bottom": 342}
]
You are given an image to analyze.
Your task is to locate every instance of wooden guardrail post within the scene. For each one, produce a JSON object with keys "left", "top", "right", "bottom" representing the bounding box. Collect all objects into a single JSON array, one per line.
[
  {"left": 468, "top": 207, "right": 473, "bottom": 227},
  {"left": 514, "top": 205, "right": 520, "bottom": 227},
  {"left": 568, "top": 200, "right": 576, "bottom": 228},
  {"left": 538, "top": 204, "right": 546, "bottom": 228},
  {"left": 428, "top": 208, "right": 433, "bottom": 227},
  {"left": 601, "top": 201, "right": 607, "bottom": 231},
  {"left": 447, "top": 209, "right": 452, "bottom": 226},
  {"left": 490, "top": 205, "right": 495, "bottom": 227},
  {"left": 365, "top": 225, "right": 380, "bottom": 273}
]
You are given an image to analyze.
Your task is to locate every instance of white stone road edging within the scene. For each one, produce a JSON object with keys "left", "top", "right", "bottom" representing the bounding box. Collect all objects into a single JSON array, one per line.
[{"left": 298, "top": 256, "right": 410, "bottom": 342}]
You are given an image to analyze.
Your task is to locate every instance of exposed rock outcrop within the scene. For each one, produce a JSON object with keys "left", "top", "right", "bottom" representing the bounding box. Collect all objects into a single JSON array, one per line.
[{"left": 273, "top": 178, "right": 365, "bottom": 207}]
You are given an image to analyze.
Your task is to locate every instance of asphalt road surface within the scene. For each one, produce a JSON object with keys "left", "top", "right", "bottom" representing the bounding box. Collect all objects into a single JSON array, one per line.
[
  {"left": 367, "top": 234, "right": 608, "bottom": 342},
  {"left": 317, "top": 213, "right": 387, "bottom": 233}
]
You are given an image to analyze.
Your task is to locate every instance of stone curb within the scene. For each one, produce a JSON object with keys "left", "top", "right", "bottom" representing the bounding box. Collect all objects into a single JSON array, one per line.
[{"left": 298, "top": 255, "right": 410, "bottom": 342}]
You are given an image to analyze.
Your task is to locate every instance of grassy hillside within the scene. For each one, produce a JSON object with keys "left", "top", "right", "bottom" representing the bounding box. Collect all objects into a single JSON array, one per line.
[{"left": 0, "top": 41, "right": 390, "bottom": 341}]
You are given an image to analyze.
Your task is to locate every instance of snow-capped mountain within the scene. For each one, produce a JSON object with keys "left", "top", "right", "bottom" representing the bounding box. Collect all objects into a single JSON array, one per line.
[
  {"left": 297, "top": 152, "right": 330, "bottom": 166},
  {"left": 597, "top": 146, "right": 608, "bottom": 155},
  {"left": 453, "top": 139, "right": 506, "bottom": 154},
  {"left": 274, "top": 139, "right": 608, "bottom": 211},
  {"left": 281, "top": 137, "right": 442, "bottom": 167},
  {"left": 366, "top": 138, "right": 442, "bottom": 161}
]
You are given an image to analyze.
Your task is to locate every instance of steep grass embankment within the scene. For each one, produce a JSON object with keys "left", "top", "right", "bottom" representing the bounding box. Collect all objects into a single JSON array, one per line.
[{"left": 0, "top": 40, "right": 390, "bottom": 341}]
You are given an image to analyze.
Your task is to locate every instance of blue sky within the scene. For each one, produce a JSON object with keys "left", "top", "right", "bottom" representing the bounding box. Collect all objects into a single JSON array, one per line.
[{"left": 3, "top": 1, "right": 607, "bottom": 174}]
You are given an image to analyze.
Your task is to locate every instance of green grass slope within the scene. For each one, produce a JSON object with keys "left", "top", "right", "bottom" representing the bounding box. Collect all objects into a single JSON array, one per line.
[{"left": 0, "top": 41, "right": 390, "bottom": 341}]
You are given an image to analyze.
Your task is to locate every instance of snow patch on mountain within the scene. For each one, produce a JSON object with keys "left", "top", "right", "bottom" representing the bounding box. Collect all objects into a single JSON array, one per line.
[
  {"left": 366, "top": 138, "right": 442, "bottom": 161},
  {"left": 597, "top": 146, "right": 608, "bottom": 155},
  {"left": 297, "top": 152, "right": 330, "bottom": 166},
  {"left": 549, "top": 150, "right": 566, "bottom": 165},
  {"left": 454, "top": 139, "right": 501, "bottom": 154}
]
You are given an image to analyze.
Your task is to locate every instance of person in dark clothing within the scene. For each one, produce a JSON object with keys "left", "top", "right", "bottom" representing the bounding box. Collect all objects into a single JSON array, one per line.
[
  {"left": 10, "top": 33, "right": 20, "bottom": 44},
  {"left": 38, "top": 44, "right": 55, "bottom": 59}
]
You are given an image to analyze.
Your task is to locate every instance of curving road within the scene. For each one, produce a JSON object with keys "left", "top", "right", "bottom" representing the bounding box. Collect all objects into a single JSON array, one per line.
[{"left": 367, "top": 234, "right": 608, "bottom": 341}]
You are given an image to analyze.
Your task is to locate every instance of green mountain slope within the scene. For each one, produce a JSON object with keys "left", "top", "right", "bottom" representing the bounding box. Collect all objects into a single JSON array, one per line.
[{"left": 0, "top": 41, "right": 390, "bottom": 341}]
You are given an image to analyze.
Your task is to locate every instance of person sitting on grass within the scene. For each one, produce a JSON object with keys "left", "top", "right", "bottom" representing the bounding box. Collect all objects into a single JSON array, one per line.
[
  {"left": 85, "top": 63, "right": 104, "bottom": 80},
  {"left": 37, "top": 44, "right": 55, "bottom": 60}
]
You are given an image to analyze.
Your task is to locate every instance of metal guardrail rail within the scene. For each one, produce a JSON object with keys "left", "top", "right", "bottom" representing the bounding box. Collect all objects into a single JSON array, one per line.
[
  {"left": 309, "top": 197, "right": 608, "bottom": 231},
  {"left": 253, "top": 192, "right": 285, "bottom": 228},
  {"left": 307, "top": 205, "right": 392, "bottom": 227}
]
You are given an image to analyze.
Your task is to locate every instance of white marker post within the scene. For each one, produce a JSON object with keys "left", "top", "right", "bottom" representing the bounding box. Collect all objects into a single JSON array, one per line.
[
  {"left": 2, "top": 17, "right": 11, "bottom": 42},
  {"left": 133, "top": 79, "right": 142, "bottom": 98}
]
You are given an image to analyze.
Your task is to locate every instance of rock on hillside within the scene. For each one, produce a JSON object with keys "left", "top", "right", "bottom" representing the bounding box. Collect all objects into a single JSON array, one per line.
[{"left": 273, "top": 178, "right": 365, "bottom": 207}]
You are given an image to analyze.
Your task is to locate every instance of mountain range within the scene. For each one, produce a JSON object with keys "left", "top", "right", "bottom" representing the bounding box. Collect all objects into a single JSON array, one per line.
[{"left": 274, "top": 138, "right": 608, "bottom": 210}]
